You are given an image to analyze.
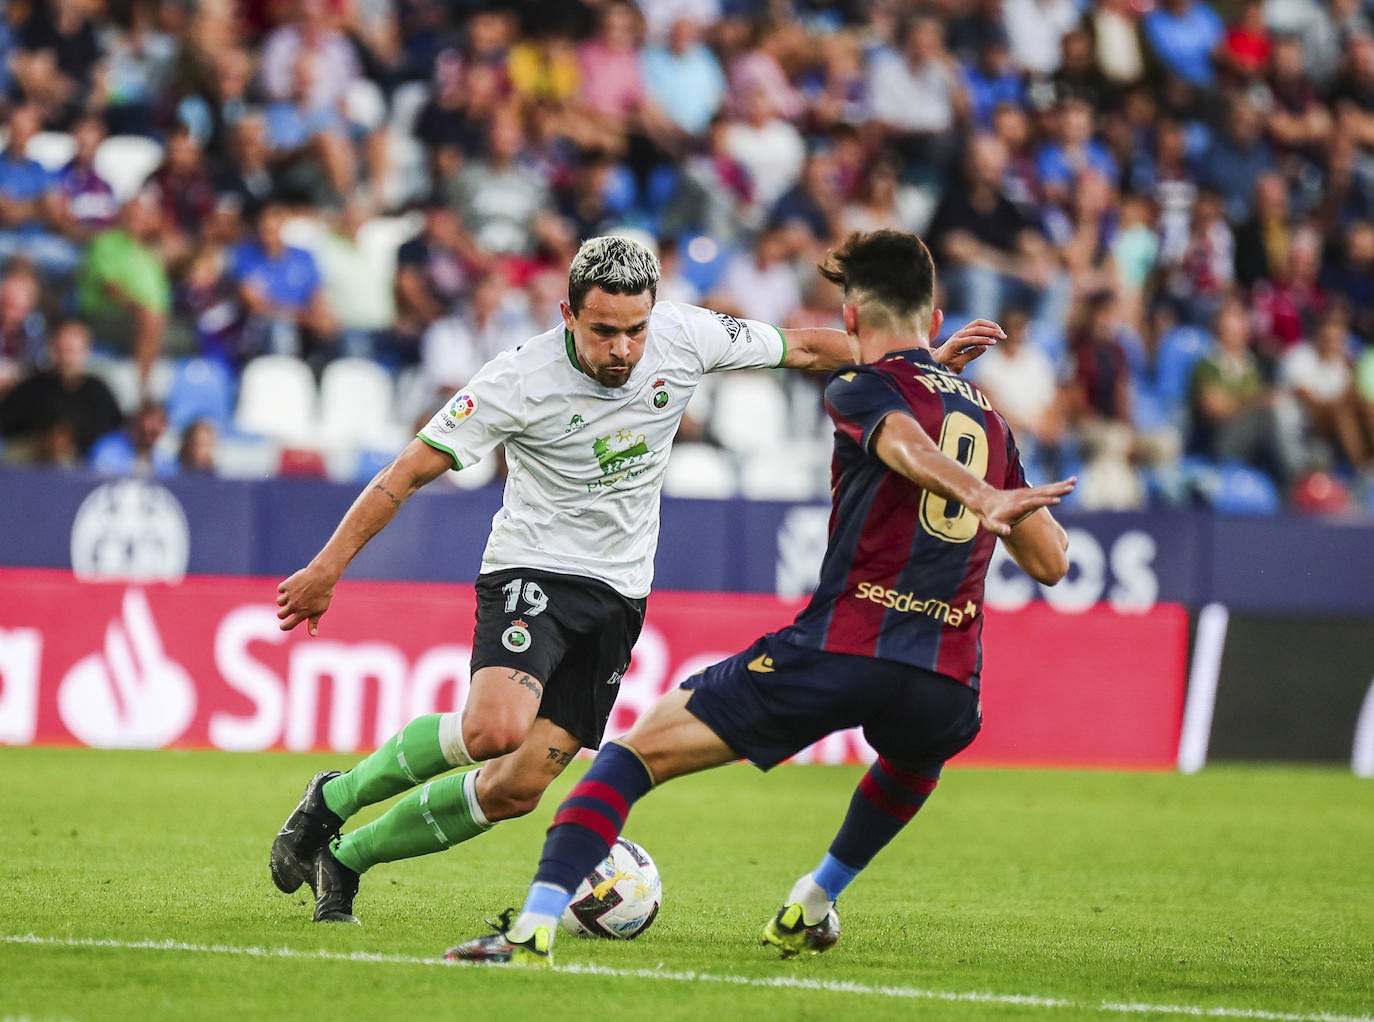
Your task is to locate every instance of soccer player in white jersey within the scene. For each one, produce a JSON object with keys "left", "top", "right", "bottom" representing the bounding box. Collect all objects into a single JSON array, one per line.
[{"left": 269, "top": 235, "right": 1003, "bottom": 923}]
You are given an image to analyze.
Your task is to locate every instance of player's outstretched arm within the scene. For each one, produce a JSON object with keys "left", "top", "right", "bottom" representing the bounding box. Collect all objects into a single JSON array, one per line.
[
  {"left": 276, "top": 438, "right": 453, "bottom": 634},
  {"left": 932, "top": 317, "right": 1004, "bottom": 373},
  {"left": 1002, "top": 508, "right": 1071, "bottom": 586},
  {"left": 871, "top": 413, "right": 1074, "bottom": 576},
  {"left": 778, "top": 327, "right": 856, "bottom": 371}
]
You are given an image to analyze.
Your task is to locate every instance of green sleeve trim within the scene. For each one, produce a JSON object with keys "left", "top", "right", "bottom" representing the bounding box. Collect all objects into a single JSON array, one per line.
[
  {"left": 771, "top": 324, "right": 788, "bottom": 368},
  {"left": 417, "top": 432, "right": 463, "bottom": 470}
]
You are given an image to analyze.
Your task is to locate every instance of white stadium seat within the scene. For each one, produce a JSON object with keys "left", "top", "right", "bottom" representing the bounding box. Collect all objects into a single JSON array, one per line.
[
  {"left": 708, "top": 371, "right": 790, "bottom": 453},
  {"left": 26, "top": 131, "right": 76, "bottom": 172},
  {"left": 663, "top": 442, "right": 738, "bottom": 499},
  {"left": 94, "top": 135, "right": 164, "bottom": 202},
  {"left": 318, "top": 356, "right": 405, "bottom": 450},
  {"left": 233, "top": 355, "right": 316, "bottom": 444}
]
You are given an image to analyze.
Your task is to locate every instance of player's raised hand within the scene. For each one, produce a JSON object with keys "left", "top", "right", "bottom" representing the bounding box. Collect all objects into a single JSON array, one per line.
[
  {"left": 932, "top": 318, "right": 1005, "bottom": 374},
  {"left": 974, "top": 477, "right": 1077, "bottom": 537},
  {"left": 276, "top": 564, "right": 337, "bottom": 635}
]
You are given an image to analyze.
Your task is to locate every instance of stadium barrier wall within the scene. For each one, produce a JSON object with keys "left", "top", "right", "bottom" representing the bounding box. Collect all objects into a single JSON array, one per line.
[{"left": 0, "top": 569, "right": 1188, "bottom": 768}]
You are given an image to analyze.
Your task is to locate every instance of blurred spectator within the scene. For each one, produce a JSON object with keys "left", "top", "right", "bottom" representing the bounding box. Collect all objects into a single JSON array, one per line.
[
  {"left": 962, "top": 32, "right": 1026, "bottom": 132},
  {"left": 1279, "top": 305, "right": 1372, "bottom": 471},
  {"left": 414, "top": 49, "right": 494, "bottom": 181},
  {"left": 100, "top": 0, "right": 177, "bottom": 137},
  {"left": 394, "top": 198, "right": 483, "bottom": 366},
  {"left": 1052, "top": 170, "right": 1120, "bottom": 304},
  {"left": 49, "top": 113, "right": 118, "bottom": 247},
  {"left": 641, "top": 17, "right": 727, "bottom": 141},
  {"left": 151, "top": 125, "right": 218, "bottom": 267},
  {"left": 181, "top": 195, "right": 248, "bottom": 368},
  {"left": 0, "top": 103, "right": 79, "bottom": 277},
  {"left": 230, "top": 201, "right": 337, "bottom": 369},
  {"left": 11, "top": 0, "right": 104, "bottom": 128},
  {"left": 0, "top": 260, "right": 46, "bottom": 394},
  {"left": 638, "top": 0, "right": 721, "bottom": 46},
  {"left": 926, "top": 135, "right": 1057, "bottom": 325},
  {"left": 805, "top": 29, "right": 867, "bottom": 133},
  {"left": 89, "top": 398, "right": 176, "bottom": 477},
  {"left": 260, "top": 0, "right": 361, "bottom": 118},
  {"left": 770, "top": 150, "right": 842, "bottom": 248},
  {"left": 1263, "top": 33, "right": 1333, "bottom": 162},
  {"left": 968, "top": 307, "right": 1065, "bottom": 469},
  {"left": 1188, "top": 295, "right": 1304, "bottom": 485},
  {"left": 1111, "top": 192, "right": 1160, "bottom": 322},
  {"left": 1036, "top": 96, "right": 1118, "bottom": 211},
  {"left": 1135, "top": 118, "right": 1197, "bottom": 270},
  {"left": 0, "top": 319, "right": 123, "bottom": 464},
  {"left": 1235, "top": 173, "right": 1292, "bottom": 292},
  {"left": 1053, "top": 27, "right": 1113, "bottom": 110},
  {"left": 575, "top": 2, "right": 647, "bottom": 142},
  {"left": 317, "top": 201, "right": 399, "bottom": 361},
  {"left": 1221, "top": 1, "right": 1272, "bottom": 79},
  {"left": 840, "top": 154, "right": 927, "bottom": 238},
  {"left": 75, "top": 188, "right": 171, "bottom": 390},
  {"left": 419, "top": 270, "right": 535, "bottom": 397},
  {"left": 1002, "top": 0, "right": 1081, "bottom": 78},
  {"left": 264, "top": 51, "right": 359, "bottom": 203},
  {"left": 991, "top": 102, "right": 1042, "bottom": 220},
  {"left": 453, "top": 107, "right": 554, "bottom": 257},
  {"left": 1066, "top": 290, "right": 1135, "bottom": 433},
  {"left": 1321, "top": 219, "right": 1374, "bottom": 342},
  {"left": 1173, "top": 189, "right": 1235, "bottom": 326},
  {"left": 710, "top": 225, "right": 802, "bottom": 327},
  {"left": 176, "top": 47, "right": 254, "bottom": 168},
  {"left": 1142, "top": 0, "right": 1225, "bottom": 88},
  {"left": 1330, "top": 32, "right": 1374, "bottom": 149},
  {"left": 1200, "top": 93, "right": 1273, "bottom": 225},
  {"left": 340, "top": 0, "right": 405, "bottom": 95},
  {"left": 726, "top": 18, "right": 805, "bottom": 124},
  {"left": 1252, "top": 223, "right": 1326, "bottom": 354},
  {"left": 655, "top": 236, "right": 701, "bottom": 305},
  {"left": 1086, "top": 0, "right": 1148, "bottom": 89},
  {"left": 866, "top": 15, "right": 969, "bottom": 185},
  {"left": 177, "top": 417, "right": 219, "bottom": 475},
  {"left": 722, "top": 85, "right": 806, "bottom": 211},
  {"left": 213, "top": 113, "right": 282, "bottom": 221}
]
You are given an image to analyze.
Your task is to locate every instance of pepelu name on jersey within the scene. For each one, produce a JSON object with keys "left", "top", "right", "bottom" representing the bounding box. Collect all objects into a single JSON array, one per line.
[
  {"left": 912, "top": 370, "right": 992, "bottom": 410},
  {"left": 854, "top": 581, "right": 979, "bottom": 627}
]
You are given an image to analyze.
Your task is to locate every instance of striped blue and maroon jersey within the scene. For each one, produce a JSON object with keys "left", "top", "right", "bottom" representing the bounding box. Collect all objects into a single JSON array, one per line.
[{"left": 778, "top": 347, "right": 1026, "bottom": 689}]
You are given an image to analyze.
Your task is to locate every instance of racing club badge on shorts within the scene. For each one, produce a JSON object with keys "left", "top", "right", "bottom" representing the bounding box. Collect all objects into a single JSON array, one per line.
[{"left": 501, "top": 619, "right": 532, "bottom": 653}]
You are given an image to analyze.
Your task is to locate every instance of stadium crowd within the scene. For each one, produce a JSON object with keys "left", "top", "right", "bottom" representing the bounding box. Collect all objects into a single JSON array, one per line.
[{"left": 0, "top": 0, "right": 1372, "bottom": 513}]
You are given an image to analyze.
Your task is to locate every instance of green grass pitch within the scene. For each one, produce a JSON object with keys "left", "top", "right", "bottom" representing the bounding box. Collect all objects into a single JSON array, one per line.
[{"left": 1, "top": 747, "right": 1370, "bottom": 1021}]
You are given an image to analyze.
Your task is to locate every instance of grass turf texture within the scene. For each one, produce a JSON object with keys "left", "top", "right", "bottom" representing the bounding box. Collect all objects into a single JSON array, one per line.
[{"left": 1, "top": 748, "right": 1370, "bottom": 1021}]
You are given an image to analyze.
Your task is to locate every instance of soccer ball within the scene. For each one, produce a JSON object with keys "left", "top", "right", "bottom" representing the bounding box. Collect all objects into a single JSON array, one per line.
[{"left": 560, "top": 837, "right": 662, "bottom": 939}]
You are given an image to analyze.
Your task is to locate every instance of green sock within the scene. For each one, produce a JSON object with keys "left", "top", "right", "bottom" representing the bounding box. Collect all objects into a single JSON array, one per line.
[
  {"left": 332, "top": 770, "right": 491, "bottom": 874},
  {"left": 323, "top": 714, "right": 455, "bottom": 821}
]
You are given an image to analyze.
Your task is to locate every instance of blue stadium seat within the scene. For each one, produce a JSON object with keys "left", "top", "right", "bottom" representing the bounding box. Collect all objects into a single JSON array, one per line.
[
  {"left": 680, "top": 234, "right": 732, "bottom": 295},
  {"left": 602, "top": 164, "right": 638, "bottom": 217},
  {"left": 354, "top": 448, "right": 395, "bottom": 482},
  {"left": 1211, "top": 462, "right": 1281, "bottom": 515},
  {"left": 166, "top": 357, "right": 236, "bottom": 433}
]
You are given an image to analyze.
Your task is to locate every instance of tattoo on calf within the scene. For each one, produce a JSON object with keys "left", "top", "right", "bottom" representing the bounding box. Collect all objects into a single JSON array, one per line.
[
  {"left": 371, "top": 483, "right": 402, "bottom": 508},
  {"left": 545, "top": 747, "right": 574, "bottom": 767},
  {"left": 507, "top": 669, "right": 543, "bottom": 697}
]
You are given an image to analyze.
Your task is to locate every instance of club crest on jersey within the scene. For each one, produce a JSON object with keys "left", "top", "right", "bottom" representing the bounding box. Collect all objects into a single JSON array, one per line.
[
  {"left": 650, "top": 379, "right": 670, "bottom": 410},
  {"left": 501, "top": 619, "right": 532, "bottom": 653},
  {"left": 710, "top": 310, "right": 745, "bottom": 343}
]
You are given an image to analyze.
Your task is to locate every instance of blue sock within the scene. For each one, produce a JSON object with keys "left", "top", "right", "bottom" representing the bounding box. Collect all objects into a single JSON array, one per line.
[
  {"left": 533, "top": 741, "right": 655, "bottom": 893},
  {"left": 520, "top": 881, "right": 574, "bottom": 921},
  {"left": 812, "top": 852, "right": 862, "bottom": 901}
]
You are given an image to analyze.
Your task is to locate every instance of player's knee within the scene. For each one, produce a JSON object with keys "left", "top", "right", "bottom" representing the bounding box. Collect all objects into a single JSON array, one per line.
[{"left": 461, "top": 718, "right": 528, "bottom": 761}]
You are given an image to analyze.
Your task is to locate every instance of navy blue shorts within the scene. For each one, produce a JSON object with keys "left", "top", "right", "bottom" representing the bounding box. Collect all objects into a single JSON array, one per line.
[{"left": 680, "top": 633, "right": 981, "bottom": 771}]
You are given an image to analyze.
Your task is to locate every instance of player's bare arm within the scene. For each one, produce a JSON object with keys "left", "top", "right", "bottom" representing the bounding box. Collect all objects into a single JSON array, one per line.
[
  {"left": 871, "top": 412, "right": 1075, "bottom": 557},
  {"left": 1002, "top": 507, "right": 1071, "bottom": 586},
  {"left": 276, "top": 438, "right": 453, "bottom": 634},
  {"left": 781, "top": 320, "right": 1000, "bottom": 374}
]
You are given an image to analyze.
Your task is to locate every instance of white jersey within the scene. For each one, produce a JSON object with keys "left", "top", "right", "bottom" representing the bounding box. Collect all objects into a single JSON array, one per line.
[{"left": 418, "top": 301, "right": 787, "bottom": 598}]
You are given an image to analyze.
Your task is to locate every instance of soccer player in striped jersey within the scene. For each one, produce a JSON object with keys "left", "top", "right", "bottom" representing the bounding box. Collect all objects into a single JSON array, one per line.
[{"left": 446, "top": 229, "right": 1074, "bottom": 965}]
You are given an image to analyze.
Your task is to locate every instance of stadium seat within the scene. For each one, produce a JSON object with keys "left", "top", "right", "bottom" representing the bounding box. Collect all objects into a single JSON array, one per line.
[
  {"left": 443, "top": 451, "right": 498, "bottom": 490},
  {"left": 1211, "top": 462, "right": 1281, "bottom": 515},
  {"left": 25, "top": 131, "right": 76, "bottom": 172},
  {"left": 94, "top": 135, "right": 164, "bottom": 202},
  {"left": 663, "top": 442, "right": 737, "bottom": 498},
  {"left": 353, "top": 447, "right": 395, "bottom": 482},
  {"left": 680, "top": 234, "right": 732, "bottom": 295},
  {"left": 213, "top": 433, "right": 279, "bottom": 479},
  {"left": 280, "top": 214, "right": 326, "bottom": 253},
  {"left": 87, "top": 355, "right": 174, "bottom": 414},
  {"left": 1153, "top": 326, "right": 1212, "bottom": 409},
  {"left": 165, "top": 357, "right": 235, "bottom": 433},
  {"left": 278, "top": 446, "right": 328, "bottom": 478},
  {"left": 233, "top": 355, "right": 316, "bottom": 444},
  {"left": 389, "top": 81, "right": 431, "bottom": 135},
  {"left": 708, "top": 371, "right": 789, "bottom": 453},
  {"left": 344, "top": 79, "right": 388, "bottom": 133},
  {"left": 318, "top": 356, "right": 404, "bottom": 450},
  {"left": 738, "top": 442, "right": 827, "bottom": 501}
]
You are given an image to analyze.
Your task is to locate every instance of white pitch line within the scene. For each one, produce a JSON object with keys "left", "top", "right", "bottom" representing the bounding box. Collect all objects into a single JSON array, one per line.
[{"left": 3, "top": 933, "right": 1370, "bottom": 1022}]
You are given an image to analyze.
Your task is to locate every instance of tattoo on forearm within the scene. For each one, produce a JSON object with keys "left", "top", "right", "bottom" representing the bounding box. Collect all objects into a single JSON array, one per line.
[
  {"left": 371, "top": 483, "right": 402, "bottom": 508},
  {"left": 507, "top": 670, "right": 543, "bottom": 697},
  {"left": 545, "top": 747, "right": 574, "bottom": 767}
]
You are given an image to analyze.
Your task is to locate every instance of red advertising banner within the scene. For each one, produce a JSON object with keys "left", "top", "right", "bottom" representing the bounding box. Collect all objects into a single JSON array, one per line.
[{"left": 0, "top": 569, "right": 1186, "bottom": 768}]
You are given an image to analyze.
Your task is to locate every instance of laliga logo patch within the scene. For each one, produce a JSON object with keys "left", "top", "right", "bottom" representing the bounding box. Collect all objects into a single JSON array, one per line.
[
  {"left": 449, "top": 393, "right": 476, "bottom": 421},
  {"left": 650, "top": 379, "right": 670, "bottom": 411},
  {"left": 501, "top": 619, "right": 532, "bottom": 653}
]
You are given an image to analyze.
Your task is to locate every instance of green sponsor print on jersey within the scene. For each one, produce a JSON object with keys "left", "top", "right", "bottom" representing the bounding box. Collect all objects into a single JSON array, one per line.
[
  {"left": 565, "top": 413, "right": 587, "bottom": 434},
  {"left": 588, "top": 430, "right": 654, "bottom": 491}
]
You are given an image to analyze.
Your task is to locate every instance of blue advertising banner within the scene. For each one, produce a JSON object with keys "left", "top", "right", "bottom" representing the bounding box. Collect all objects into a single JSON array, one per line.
[{"left": 0, "top": 467, "right": 1367, "bottom": 613}]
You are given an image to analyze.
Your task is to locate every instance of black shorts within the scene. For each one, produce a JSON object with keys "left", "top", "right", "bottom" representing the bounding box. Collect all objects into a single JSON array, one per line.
[
  {"left": 681, "top": 633, "right": 982, "bottom": 771},
  {"left": 471, "top": 568, "right": 646, "bottom": 749}
]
